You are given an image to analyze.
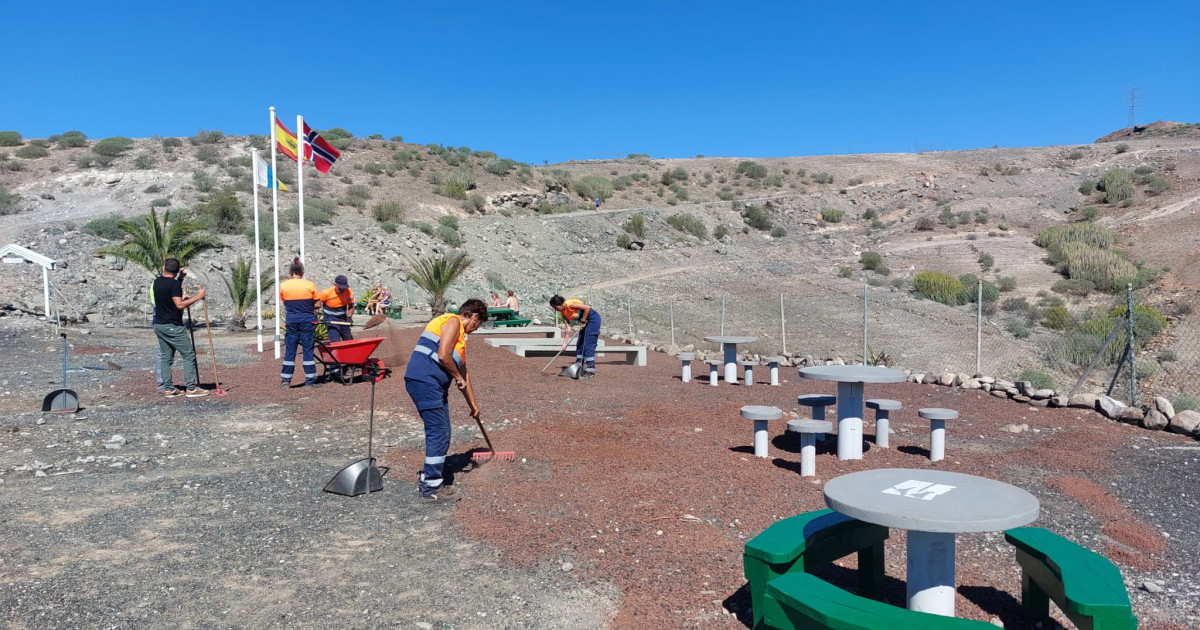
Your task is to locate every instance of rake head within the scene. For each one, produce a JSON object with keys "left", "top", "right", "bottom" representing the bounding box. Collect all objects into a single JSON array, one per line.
[{"left": 472, "top": 450, "right": 516, "bottom": 463}]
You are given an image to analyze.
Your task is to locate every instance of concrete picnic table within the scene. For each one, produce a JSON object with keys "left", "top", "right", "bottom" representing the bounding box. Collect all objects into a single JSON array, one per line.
[
  {"left": 703, "top": 335, "right": 759, "bottom": 383},
  {"left": 798, "top": 365, "right": 905, "bottom": 459},
  {"left": 824, "top": 468, "right": 1039, "bottom": 617}
]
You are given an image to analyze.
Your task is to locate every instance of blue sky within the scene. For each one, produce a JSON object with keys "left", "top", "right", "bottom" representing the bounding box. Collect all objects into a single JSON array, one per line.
[{"left": 2, "top": 1, "right": 1198, "bottom": 164}]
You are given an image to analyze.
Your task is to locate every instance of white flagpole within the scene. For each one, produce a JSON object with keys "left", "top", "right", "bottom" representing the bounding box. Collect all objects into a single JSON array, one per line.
[
  {"left": 297, "top": 114, "right": 305, "bottom": 264},
  {"left": 270, "top": 106, "right": 281, "bottom": 359},
  {"left": 252, "top": 148, "right": 263, "bottom": 353}
]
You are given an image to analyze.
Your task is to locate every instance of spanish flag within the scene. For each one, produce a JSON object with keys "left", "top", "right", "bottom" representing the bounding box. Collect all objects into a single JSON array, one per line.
[{"left": 275, "top": 118, "right": 301, "bottom": 162}]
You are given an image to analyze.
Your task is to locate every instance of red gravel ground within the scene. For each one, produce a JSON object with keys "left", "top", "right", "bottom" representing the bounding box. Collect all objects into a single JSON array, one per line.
[{"left": 120, "top": 327, "right": 1189, "bottom": 629}]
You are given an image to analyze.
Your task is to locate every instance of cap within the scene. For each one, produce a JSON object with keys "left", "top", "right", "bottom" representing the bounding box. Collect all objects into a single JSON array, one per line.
[{"left": 334, "top": 275, "right": 349, "bottom": 289}]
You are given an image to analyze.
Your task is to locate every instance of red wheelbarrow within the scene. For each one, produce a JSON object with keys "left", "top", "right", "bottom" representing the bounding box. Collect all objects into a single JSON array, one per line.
[{"left": 315, "top": 337, "right": 388, "bottom": 385}]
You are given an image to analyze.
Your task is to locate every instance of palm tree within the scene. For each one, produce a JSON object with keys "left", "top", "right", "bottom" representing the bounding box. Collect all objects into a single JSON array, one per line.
[
  {"left": 93, "top": 207, "right": 221, "bottom": 275},
  {"left": 409, "top": 251, "right": 472, "bottom": 316},
  {"left": 221, "top": 256, "right": 275, "bottom": 330}
]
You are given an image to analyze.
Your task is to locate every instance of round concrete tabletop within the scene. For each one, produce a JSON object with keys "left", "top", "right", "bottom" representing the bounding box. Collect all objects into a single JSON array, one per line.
[
  {"left": 824, "top": 468, "right": 1039, "bottom": 533},
  {"left": 800, "top": 365, "right": 906, "bottom": 384},
  {"left": 918, "top": 407, "right": 959, "bottom": 420},
  {"left": 787, "top": 419, "right": 833, "bottom": 433},
  {"left": 866, "top": 399, "right": 903, "bottom": 411},
  {"left": 704, "top": 336, "right": 759, "bottom": 344},
  {"left": 740, "top": 405, "right": 782, "bottom": 420}
]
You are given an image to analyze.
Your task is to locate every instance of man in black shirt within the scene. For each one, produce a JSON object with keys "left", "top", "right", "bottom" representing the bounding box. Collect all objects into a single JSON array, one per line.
[{"left": 153, "top": 258, "right": 208, "bottom": 397}]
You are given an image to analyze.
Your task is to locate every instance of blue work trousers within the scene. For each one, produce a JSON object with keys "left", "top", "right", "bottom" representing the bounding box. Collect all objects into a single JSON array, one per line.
[
  {"left": 406, "top": 378, "right": 451, "bottom": 496},
  {"left": 576, "top": 311, "right": 602, "bottom": 371},
  {"left": 281, "top": 321, "right": 317, "bottom": 384}
]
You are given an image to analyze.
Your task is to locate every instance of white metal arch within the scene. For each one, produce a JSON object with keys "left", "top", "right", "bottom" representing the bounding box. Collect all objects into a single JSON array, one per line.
[{"left": 0, "top": 244, "right": 56, "bottom": 316}]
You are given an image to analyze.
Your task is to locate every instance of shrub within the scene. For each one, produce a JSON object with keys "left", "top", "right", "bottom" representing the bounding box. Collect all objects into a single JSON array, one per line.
[
  {"left": 1133, "top": 165, "right": 1154, "bottom": 176},
  {"left": 0, "top": 131, "right": 21, "bottom": 146},
  {"left": 661, "top": 167, "right": 689, "bottom": 184},
  {"left": 820, "top": 208, "right": 844, "bottom": 223},
  {"left": 441, "top": 166, "right": 476, "bottom": 199},
  {"left": 435, "top": 224, "right": 462, "bottom": 247},
  {"left": 197, "top": 188, "right": 245, "bottom": 234},
  {"left": 190, "top": 130, "right": 224, "bottom": 145},
  {"left": 666, "top": 213, "right": 707, "bottom": 239},
  {"left": 484, "top": 157, "right": 514, "bottom": 176},
  {"left": 960, "top": 274, "right": 999, "bottom": 304},
  {"left": 82, "top": 214, "right": 126, "bottom": 240},
  {"left": 997, "top": 276, "right": 1017, "bottom": 292},
  {"left": 192, "top": 171, "right": 215, "bottom": 193},
  {"left": 14, "top": 144, "right": 48, "bottom": 159},
  {"left": 133, "top": 154, "right": 155, "bottom": 169},
  {"left": 362, "top": 161, "right": 385, "bottom": 176},
  {"left": 616, "top": 233, "right": 632, "bottom": 249},
  {"left": 1034, "top": 222, "right": 1116, "bottom": 249},
  {"left": 1114, "top": 143, "right": 1129, "bottom": 154},
  {"left": 437, "top": 215, "right": 459, "bottom": 230},
  {"left": 144, "top": 184, "right": 162, "bottom": 194},
  {"left": 891, "top": 278, "right": 906, "bottom": 289},
  {"left": 346, "top": 184, "right": 371, "bottom": 200},
  {"left": 92, "top": 136, "right": 134, "bottom": 157},
  {"left": 742, "top": 204, "right": 773, "bottom": 230},
  {"left": 915, "top": 216, "right": 935, "bottom": 231},
  {"left": 1099, "top": 167, "right": 1134, "bottom": 204},
  {"left": 283, "top": 198, "right": 335, "bottom": 225},
  {"left": 410, "top": 221, "right": 434, "bottom": 235},
  {"left": 717, "top": 188, "right": 735, "bottom": 201},
  {"left": 161, "top": 137, "right": 183, "bottom": 151},
  {"left": 1059, "top": 247, "right": 1137, "bottom": 293},
  {"left": 847, "top": 177, "right": 863, "bottom": 186},
  {"left": 863, "top": 208, "right": 878, "bottom": 220},
  {"left": 242, "top": 223, "right": 274, "bottom": 248},
  {"left": 1160, "top": 350, "right": 1177, "bottom": 362},
  {"left": 860, "top": 251, "right": 884, "bottom": 271},
  {"left": 978, "top": 252, "right": 994, "bottom": 271},
  {"left": 51, "top": 130, "right": 88, "bottom": 148},
  {"left": 195, "top": 145, "right": 221, "bottom": 164},
  {"left": 463, "top": 193, "right": 486, "bottom": 214},
  {"left": 770, "top": 226, "right": 787, "bottom": 238},
  {"left": 974, "top": 211, "right": 989, "bottom": 224},
  {"left": 1052, "top": 278, "right": 1095, "bottom": 297},
  {"left": 1172, "top": 394, "right": 1198, "bottom": 412},
  {"left": 1014, "top": 369, "right": 1056, "bottom": 390},
  {"left": 713, "top": 224, "right": 729, "bottom": 240},
  {"left": 735, "top": 161, "right": 767, "bottom": 179},
  {"left": 838, "top": 266, "right": 853, "bottom": 278},
  {"left": 1006, "top": 320, "right": 1032, "bottom": 339},
  {"left": 1148, "top": 177, "right": 1170, "bottom": 195},
  {"left": 572, "top": 174, "right": 614, "bottom": 201},
  {"left": 913, "top": 270, "right": 968, "bottom": 306},
  {"left": 380, "top": 221, "right": 397, "bottom": 234},
  {"left": 150, "top": 198, "right": 170, "bottom": 208},
  {"left": 1108, "top": 303, "right": 1168, "bottom": 343},
  {"left": 1079, "top": 206, "right": 1099, "bottom": 221},
  {"left": 669, "top": 181, "right": 689, "bottom": 201},
  {"left": 621, "top": 214, "right": 646, "bottom": 238},
  {"left": 1042, "top": 305, "right": 1074, "bottom": 330},
  {"left": 812, "top": 172, "right": 834, "bottom": 184},
  {"left": 372, "top": 201, "right": 404, "bottom": 223}
]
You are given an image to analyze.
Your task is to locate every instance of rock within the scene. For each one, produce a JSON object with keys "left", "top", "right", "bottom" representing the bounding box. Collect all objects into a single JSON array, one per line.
[
  {"left": 1142, "top": 580, "right": 1165, "bottom": 594},
  {"left": 1142, "top": 409, "right": 1169, "bottom": 431},
  {"left": 1006, "top": 387, "right": 1019, "bottom": 396},
  {"left": 979, "top": 376, "right": 995, "bottom": 384},
  {"left": 1168, "top": 410, "right": 1200, "bottom": 436},
  {"left": 1117, "top": 407, "right": 1144, "bottom": 424},
  {"left": 1012, "top": 394, "right": 1031, "bottom": 403},
  {"left": 1049, "top": 396, "right": 1068, "bottom": 408},
  {"left": 1155, "top": 397, "right": 1175, "bottom": 419},
  {"left": 1097, "top": 395, "right": 1127, "bottom": 419},
  {"left": 1016, "top": 380, "right": 1033, "bottom": 396},
  {"left": 939, "top": 372, "right": 955, "bottom": 386},
  {"left": 910, "top": 373, "right": 925, "bottom": 383},
  {"left": 994, "top": 379, "right": 1015, "bottom": 391},
  {"left": 922, "top": 374, "right": 939, "bottom": 385},
  {"left": 1028, "top": 398, "right": 1049, "bottom": 407},
  {"left": 1002, "top": 423, "right": 1029, "bottom": 433},
  {"left": 961, "top": 378, "right": 982, "bottom": 390},
  {"left": 1029, "top": 389, "right": 1053, "bottom": 400},
  {"left": 955, "top": 373, "right": 969, "bottom": 386},
  {"left": 990, "top": 389, "right": 1008, "bottom": 399},
  {"left": 561, "top": 562, "right": 574, "bottom": 572},
  {"left": 1068, "top": 393, "right": 1099, "bottom": 409}
]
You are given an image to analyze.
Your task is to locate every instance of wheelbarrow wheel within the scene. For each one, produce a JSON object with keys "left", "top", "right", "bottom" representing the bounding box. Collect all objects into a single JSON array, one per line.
[{"left": 365, "top": 358, "right": 386, "bottom": 383}]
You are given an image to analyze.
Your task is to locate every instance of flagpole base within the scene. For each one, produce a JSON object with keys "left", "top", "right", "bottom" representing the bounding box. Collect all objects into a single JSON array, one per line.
[
  {"left": 257, "top": 331, "right": 264, "bottom": 353},
  {"left": 274, "top": 336, "right": 281, "bottom": 359}
]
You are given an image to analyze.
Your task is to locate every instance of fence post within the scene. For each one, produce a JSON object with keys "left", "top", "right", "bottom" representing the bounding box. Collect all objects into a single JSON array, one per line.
[
  {"left": 670, "top": 301, "right": 675, "bottom": 348},
  {"left": 862, "top": 282, "right": 868, "bottom": 365},
  {"left": 1127, "top": 283, "right": 1137, "bottom": 406},
  {"left": 720, "top": 295, "right": 726, "bottom": 336},
  {"left": 976, "top": 281, "right": 982, "bottom": 376},
  {"left": 626, "top": 295, "right": 633, "bottom": 337},
  {"left": 780, "top": 293, "right": 787, "bottom": 356}
]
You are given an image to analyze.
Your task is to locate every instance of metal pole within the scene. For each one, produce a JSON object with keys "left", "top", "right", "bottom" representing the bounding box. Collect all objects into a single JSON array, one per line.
[
  {"left": 720, "top": 295, "right": 726, "bottom": 335},
  {"left": 626, "top": 295, "right": 633, "bottom": 337},
  {"left": 976, "top": 281, "right": 982, "bottom": 375},
  {"left": 252, "top": 148, "right": 263, "bottom": 353},
  {"left": 1126, "top": 283, "right": 1137, "bottom": 406},
  {"left": 669, "top": 301, "right": 675, "bottom": 347},
  {"left": 270, "top": 106, "right": 281, "bottom": 359},
  {"left": 780, "top": 293, "right": 787, "bottom": 355},
  {"left": 862, "top": 283, "right": 868, "bottom": 365},
  {"left": 297, "top": 114, "right": 305, "bottom": 264}
]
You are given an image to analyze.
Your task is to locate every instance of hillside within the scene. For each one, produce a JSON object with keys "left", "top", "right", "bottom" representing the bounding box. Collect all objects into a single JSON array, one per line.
[{"left": 1, "top": 128, "right": 1198, "bottom": 401}]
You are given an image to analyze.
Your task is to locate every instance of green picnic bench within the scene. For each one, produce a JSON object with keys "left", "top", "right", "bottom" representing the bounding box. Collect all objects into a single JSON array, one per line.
[
  {"left": 385, "top": 305, "right": 403, "bottom": 320},
  {"left": 763, "top": 572, "right": 997, "bottom": 630},
  {"left": 1005, "top": 528, "right": 1138, "bottom": 630},
  {"left": 743, "top": 509, "right": 888, "bottom": 629},
  {"left": 490, "top": 317, "right": 531, "bottom": 327}
]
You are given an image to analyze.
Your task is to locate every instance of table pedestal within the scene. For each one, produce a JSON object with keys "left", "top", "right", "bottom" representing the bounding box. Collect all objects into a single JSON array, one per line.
[
  {"left": 906, "top": 530, "right": 956, "bottom": 616},
  {"left": 836, "top": 381, "right": 865, "bottom": 459},
  {"left": 723, "top": 343, "right": 738, "bottom": 383}
]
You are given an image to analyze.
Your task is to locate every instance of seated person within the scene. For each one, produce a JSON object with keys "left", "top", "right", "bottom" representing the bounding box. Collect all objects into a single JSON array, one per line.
[
  {"left": 490, "top": 292, "right": 502, "bottom": 307},
  {"left": 376, "top": 286, "right": 392, "bottom": 315},
  {"left": 366, "top": 282, "right": 382, "bottom": 315},
  {"left": 504, "top": 290, "right": 520, "bottom": 314}
]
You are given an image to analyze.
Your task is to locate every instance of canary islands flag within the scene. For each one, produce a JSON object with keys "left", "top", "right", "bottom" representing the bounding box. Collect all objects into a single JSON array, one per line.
[{"left": 253, "top": 152, "right": 288, "bottom": 191}]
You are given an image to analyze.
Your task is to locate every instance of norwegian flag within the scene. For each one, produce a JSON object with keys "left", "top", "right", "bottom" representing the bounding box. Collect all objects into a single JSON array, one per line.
[{"left": 301, "top": 122, "right": 341, "bottom": 173}]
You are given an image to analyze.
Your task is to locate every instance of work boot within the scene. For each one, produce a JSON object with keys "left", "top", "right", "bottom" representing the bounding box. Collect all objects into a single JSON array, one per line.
[
  {"left": 583, "top": 368, "right": 596, "bottom": 377},
  {"left": 304, "top": 380, "right": 322, "bottom": 389},
  {"left": 419, "top": 485, "right": 460, "bottom": 502}
]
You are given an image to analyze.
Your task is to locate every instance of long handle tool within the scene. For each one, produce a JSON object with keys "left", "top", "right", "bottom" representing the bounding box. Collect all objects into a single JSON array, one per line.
[
  {"left": 471, "top": 416, "right": 516, "bottom": 463},
  {"left": 539, "top": 329, "right": 582, "bottom": 374},
  {"left": 200, "top": 292, "right": 227, "bottom": 396}
]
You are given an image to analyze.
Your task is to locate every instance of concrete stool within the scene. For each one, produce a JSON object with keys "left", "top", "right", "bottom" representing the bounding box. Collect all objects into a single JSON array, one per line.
[
  {"left": 865, "top": 399, "right": 902, "bottom": 448},
  {"left": 741, "top": 405, "right": 784, "bottom": 458},
  {"left": 796, "top": 394, "right": 836, "bottom": 421},
  {"left": 918, "top": 408, "right": 958, "bottom": 462},
  {"left": 739, "top": 360, "right": 757, "bottom": 387},
  {"left": 764, "top": 356, "right": 784, "bottom": 386},
  {"left": 677, "top": 352, "right": 697, "bottom": 383},
  {"left": 787, "top": 419, "right": 833, "bottom": 476},
  {"left": 706, "top": 359, "right": 722, "bottom": 387}
]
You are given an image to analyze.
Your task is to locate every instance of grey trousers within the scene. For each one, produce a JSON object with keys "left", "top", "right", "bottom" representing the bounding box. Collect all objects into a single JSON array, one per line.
[{"left": 155, "top": 323, "right": 198, "bottom": 390}]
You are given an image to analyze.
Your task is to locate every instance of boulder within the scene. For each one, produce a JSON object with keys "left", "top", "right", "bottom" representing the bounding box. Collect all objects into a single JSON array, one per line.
[
  {"left": 1168, "top": 410, "right": 1200, "bottom": 436},
  {"left": 979, "top": 376, "right": 996, "bottom": 384},
  {"left": 994, "top": 379, "right": 1015, "bottom": 391},
  {"left": 1097, "top": 396, "right": 1127, "bottom": 419},
  {"left": 923, "top": 374, "right": 939, "bottom": 385},
  {"left": 1028, "top": 398, "right": 1049, "bottom": 407},
  {"left": 1155, "top": 397, "right": 1176, "bottom": 419},
  {"left": 1016, "top": 381, "right": 1033, "bottom": 396},
  {"left": 939, "top": 372, "right": 956, "bottom": 386},
  {"left": 1049, "top": 396, "right": 1069, "bottom": 408},
  {"left": 1118, "top": 407, "right": 1145, "bottom": 424},
  {"left": 1068, "top": 393, "right": 1099, "bottom": 409},
  {"left": 991, "top": 389, "right": 1009, "bottom": 399},
  {"left": 1012, "top": 394, "right": 1031, "bottom": 403},
  {"left": 955, "top": 373, "right": 969, "bottom": 386},
  {"left": 910, "top": 373, "right": 925, "bottom": 383},
  {"left": 961, "top": 378, "right": 982, "bottom": 390},
  {"left": 1032, "top": 389, "right": 1056, "bottom": 400},
  {"left": 1142, "top": 409, "right": 1169, "bottom": 431}
]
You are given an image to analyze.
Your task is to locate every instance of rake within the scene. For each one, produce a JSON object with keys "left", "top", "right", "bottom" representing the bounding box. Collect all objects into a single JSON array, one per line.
[{"left": 470, "top": 415, "right": 516, "bottom": 463}]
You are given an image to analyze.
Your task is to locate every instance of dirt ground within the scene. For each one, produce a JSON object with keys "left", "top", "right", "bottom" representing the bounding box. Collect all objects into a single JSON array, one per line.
[{"left": 1, "top": 316, "right": 1197, "bottom": 629}]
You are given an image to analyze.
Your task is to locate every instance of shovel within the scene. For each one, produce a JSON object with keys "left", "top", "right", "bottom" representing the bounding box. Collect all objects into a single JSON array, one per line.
[
  {"left": 540, "top": 329, "right": 581, "bottom": 375},
  {"left": 42, "top": 333, "right": 79, "bottom": 413},
  {"left": 559, "top": 360, "right": 583, "bottom": 380}
]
